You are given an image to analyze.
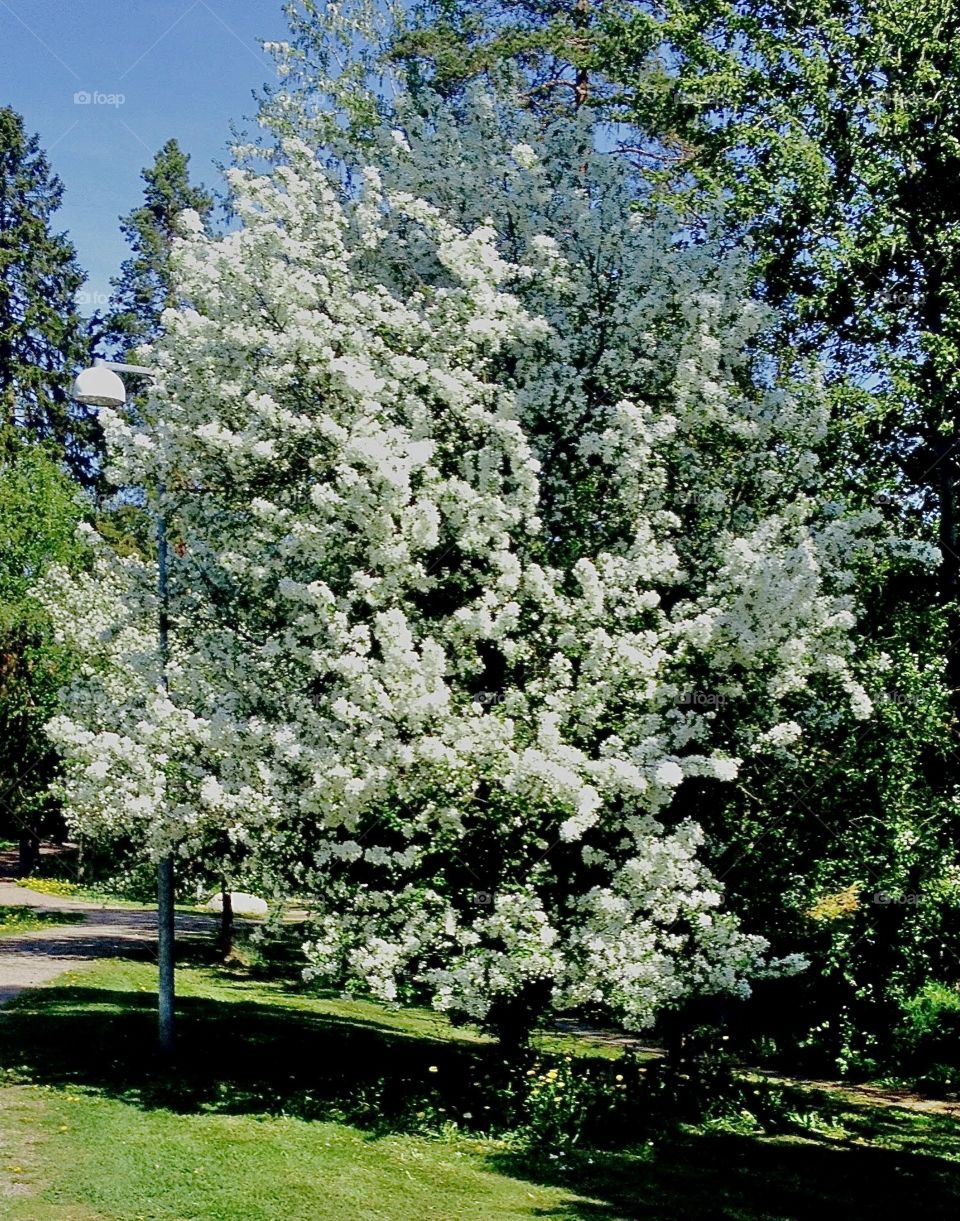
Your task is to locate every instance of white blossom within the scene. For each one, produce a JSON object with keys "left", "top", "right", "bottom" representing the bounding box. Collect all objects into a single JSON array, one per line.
[{"left": 42, "top": 4, "right": 928, "bottom": 1033}]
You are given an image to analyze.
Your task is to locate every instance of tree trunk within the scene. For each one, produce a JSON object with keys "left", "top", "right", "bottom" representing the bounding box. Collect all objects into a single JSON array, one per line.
[
  {"left": 574, "top": 0, "right": 590, "bottom": 110},
  {"left": 217, "top": 885, "right": 234, "bottom": 960},
  {"left": 938, "top": 436, "right": 960, "bottom": 714},
  {"left": 18, "top": 829, "right": 39, "bottom": 877},
  {"left": 487, "top": 985, "right": 549, "bottom": 1069},
  {"left": 493, "top": 1017, "right": 534, "bottom": 1063}
]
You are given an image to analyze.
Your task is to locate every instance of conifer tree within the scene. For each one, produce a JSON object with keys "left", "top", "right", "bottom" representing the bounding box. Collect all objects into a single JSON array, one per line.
[
  {"left": 104, "top": 138, "right": 214, "bottom": 357},
  {"left": 0, "top": 107, "right": 95, "bottom": 484}
]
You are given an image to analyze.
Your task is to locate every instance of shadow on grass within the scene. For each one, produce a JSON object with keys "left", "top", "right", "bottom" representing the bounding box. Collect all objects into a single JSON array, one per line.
[
  {"left": 494, "top": 1123, "right": 960, "bottom": 1220},
  {"left": 0, "top": 981, "right": 497, "bottom": 1127},
  {"left": 2, "top": 976, "right": 960, "bottom": 1220}
]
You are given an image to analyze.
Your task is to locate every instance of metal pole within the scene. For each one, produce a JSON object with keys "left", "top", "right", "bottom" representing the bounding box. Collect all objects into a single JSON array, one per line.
[
  {"left": 157, "top": 853, "right": 175, "bottom": 1054},
  {"left": 73, "top": 362, "right": 174, "bottom": 1052},
  {"left": 156, "top": 481, "right": 176, "bottom": 1055}
]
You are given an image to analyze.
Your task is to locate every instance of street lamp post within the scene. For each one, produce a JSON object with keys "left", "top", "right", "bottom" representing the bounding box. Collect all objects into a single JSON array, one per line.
[{"left": 72, "top": 359, "right": 176, "bottom": 1055}]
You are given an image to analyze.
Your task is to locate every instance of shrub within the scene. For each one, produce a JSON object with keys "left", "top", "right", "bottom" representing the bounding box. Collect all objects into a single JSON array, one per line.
[{"left": 897, "top": 981, "right": 960, "bottom": 1092}]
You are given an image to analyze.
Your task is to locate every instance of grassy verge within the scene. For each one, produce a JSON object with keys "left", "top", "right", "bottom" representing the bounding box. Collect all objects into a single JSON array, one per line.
[
  {"left": 14, "top": 877, "right": 210, "bottom": 915},
  {"left": 0, "top": 1082, "right": 585, "bottom": 1221},
  {"left": 0, "top": 959, "right": 959, "bottom": 1219},
  {"left": 0, "top": 907, "right": 84, "bottom": 938}
]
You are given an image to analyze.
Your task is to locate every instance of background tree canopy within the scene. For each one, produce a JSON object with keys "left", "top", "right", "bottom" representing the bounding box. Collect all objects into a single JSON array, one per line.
[{"left": 0, "top": 444, "right": 85, "bottom": 870}]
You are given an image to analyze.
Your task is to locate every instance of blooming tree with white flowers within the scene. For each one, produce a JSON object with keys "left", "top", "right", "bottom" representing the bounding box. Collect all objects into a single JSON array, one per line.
[{"left": 42, "top": 2, "right": 922, "bottom": 1045}]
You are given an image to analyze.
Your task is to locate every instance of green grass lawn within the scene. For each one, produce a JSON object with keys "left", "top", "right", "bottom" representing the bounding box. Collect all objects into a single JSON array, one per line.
[
  {"left": 0, "top": 1084, "right": 579, "bottom": 1221},
  {"left": 0, "top": 906, "right": 84, "bottom": 937},
  {"left": 1, "top": 958, "right": 959, "bottom": 1219}
]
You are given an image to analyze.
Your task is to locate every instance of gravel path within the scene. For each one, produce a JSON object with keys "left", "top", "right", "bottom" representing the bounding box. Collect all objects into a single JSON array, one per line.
[{"left": 0, "top": 879, "right": 217, "bottom": 1006}]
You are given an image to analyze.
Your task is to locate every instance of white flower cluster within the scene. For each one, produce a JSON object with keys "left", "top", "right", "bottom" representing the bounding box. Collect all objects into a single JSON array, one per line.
[{"left": 44, "top": 11, "right": 927, "bottom": 1031}]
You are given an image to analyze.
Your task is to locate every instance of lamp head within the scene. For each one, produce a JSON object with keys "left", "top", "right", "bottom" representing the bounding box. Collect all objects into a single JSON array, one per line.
[{"left": 71, "top": 364, "right": 127, "bottom": 410}]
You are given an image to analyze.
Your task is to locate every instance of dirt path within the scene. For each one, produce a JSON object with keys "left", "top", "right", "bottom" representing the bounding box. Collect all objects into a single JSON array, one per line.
[
  {"left": 0, "top": 879, "right": 217, "bottom": 1006},
  {"left": 763, "top": 1073, "right": 960, "bottom": 1119}
]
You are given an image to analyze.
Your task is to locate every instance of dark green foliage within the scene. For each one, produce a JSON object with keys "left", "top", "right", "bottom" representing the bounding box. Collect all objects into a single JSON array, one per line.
[
  {"left": 394, "top": 0, "right": 618, "bottom": 110},
  {"left": 0, "top": 107, "right": 96, "bottom": 484},
  {"left": 102, "top": 138, "right": 213, "bottom": 358},
  {"left": 896, "top": 982, "right": 960, "bottom": 1092},
  {"left": 703, "top": 616, "right": 960, "bottom": 1073},
  {"left": 0, "top": 445, "right": 86, "bottom": 866}
]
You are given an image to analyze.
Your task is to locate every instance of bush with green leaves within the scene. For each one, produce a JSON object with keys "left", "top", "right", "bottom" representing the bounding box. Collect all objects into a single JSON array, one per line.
[
  {"left": 894, "top": 982, "right": 960, "bottom": 1093},
  {"left": 0, "top": 446, "right": 86, "bottom": 865}
]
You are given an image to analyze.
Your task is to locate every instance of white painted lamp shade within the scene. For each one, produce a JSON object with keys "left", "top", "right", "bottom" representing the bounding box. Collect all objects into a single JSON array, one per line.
[{"left": 71, "top": 364, "right": 128, "bottom": 409}]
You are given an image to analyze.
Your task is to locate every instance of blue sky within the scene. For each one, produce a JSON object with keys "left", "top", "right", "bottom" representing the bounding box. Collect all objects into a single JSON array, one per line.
[{"left": 0, "top": 0, "right": 292, "bottom": 308}]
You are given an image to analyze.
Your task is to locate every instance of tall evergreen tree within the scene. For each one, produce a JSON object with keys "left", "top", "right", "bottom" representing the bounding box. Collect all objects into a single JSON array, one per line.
[
  {"left": 103, "top": 139, "right": 214, "bottom": 357},
  {"left": 0, "top": 107, "right": 95, "bottom": 485}
]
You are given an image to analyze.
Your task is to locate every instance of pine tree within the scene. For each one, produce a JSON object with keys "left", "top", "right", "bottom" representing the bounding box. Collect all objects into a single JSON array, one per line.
[
  {"left": 0, "top": 107, "right": 95, "bottom": 485},
  {"left": 104, "top": 139, "right": 214, "bottom": 357}
]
